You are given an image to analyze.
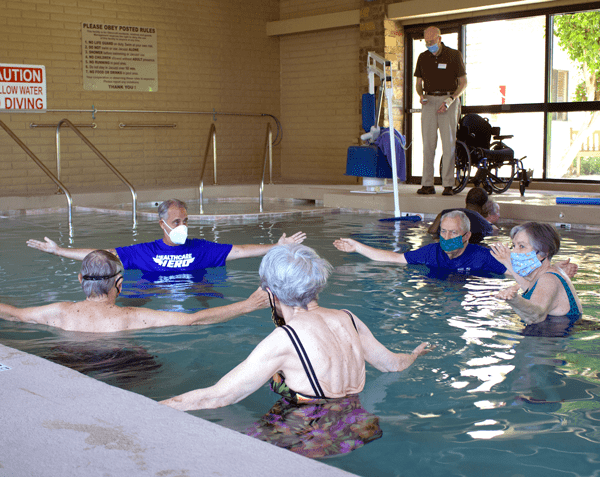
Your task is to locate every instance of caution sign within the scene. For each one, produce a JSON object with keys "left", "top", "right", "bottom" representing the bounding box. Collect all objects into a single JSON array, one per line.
[{"left": 0, "top": 64, "right": 47, "bottom": 112}]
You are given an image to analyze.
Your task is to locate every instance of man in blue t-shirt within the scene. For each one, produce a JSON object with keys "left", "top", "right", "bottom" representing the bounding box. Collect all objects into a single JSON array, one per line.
[
  {"left": 334, "top": 210, "right": 576, "bottom": 282},
  {"left": 335, "top": 210, "right": 506, "bottom": 275},
  {"left": 27, "top": 199, "right": 307, "bottom": 273},
  {"left": 427, "top": 187, "right": 496, "bottom": 244}
]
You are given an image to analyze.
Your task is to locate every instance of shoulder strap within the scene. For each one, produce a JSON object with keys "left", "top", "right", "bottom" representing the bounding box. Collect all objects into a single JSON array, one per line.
[
  {"left": 549, "top": 272, "right": 580, "bottom": 314},
  {"left": 342, "top": 309, "right": 358, "bottom": 332},
  {"left": 280, "top": 325, "right": 325, "bottom": 399}
]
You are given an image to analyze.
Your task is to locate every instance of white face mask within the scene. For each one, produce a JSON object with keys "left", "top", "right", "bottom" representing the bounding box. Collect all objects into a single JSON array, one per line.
[{"left": 162, "top": 220, "right": 188, "bottom": 245}]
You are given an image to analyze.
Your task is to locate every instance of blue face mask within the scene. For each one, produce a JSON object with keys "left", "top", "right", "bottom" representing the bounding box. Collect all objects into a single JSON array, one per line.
[
  {"left": 427, "top": 43, "right": 439, "bottom": 54},
  {"left": 510, "top": 250, "right": 543, "bottom": 276},
  {"left": 440, "top": 233, "right": 466, "bottom": 252}
]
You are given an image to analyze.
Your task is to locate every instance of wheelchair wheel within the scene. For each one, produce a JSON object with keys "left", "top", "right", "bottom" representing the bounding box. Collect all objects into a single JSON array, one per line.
[
  {"left": 485, "top": 160, "right": 515, "bottom": 193},
  {"left": 440, "top": 140, "right": 470, "bottom": 193},
  {"left": 485, "top": 145, "right": 515, "bottom": 193}
]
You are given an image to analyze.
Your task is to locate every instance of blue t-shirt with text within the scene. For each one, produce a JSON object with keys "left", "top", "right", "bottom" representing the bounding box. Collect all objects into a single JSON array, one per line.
[
  {"left": 115, "top": 238, "right": 233, "bottom": 272},
  {"left": 404, "top": 243, "right": 506, "bottom": 275}
]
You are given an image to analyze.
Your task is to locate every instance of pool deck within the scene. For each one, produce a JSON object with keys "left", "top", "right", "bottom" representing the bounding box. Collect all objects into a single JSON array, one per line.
[
  {"left": 1, "top": 182, "right": 599, "bottom": 228},
  {"left": 1, "top": 181, "right": 599, "bottom": 476},
  {"left": 0, "top": 344, "right": 355, "bottom": 477}
]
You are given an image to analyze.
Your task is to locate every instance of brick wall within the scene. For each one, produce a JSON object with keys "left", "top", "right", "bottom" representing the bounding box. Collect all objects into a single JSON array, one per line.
[
  {"left": 279, "top": 26, "right": 360, "bottom": 184},
  {"left": 0, "top": 0, "right": 280, "bottom": 196},
  {"left": 280, "top": 0, "right": 360, "bottom": 20}
]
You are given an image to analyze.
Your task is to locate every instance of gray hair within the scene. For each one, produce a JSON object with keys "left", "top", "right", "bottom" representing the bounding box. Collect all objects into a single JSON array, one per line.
[
  {"left": 81, "top": 250, "right": 123, "bottom": 298},
  {"left": 482, "top": 200, "right": 500, "bottom": 217},
  {"left": 259, "top": 244, "right": 333, "bottom": 309},
  {"left": 158, "top": 199, "right": 188, "bottom": 221},
  {"left": 510, "top": 222, "right": 560, "bottom": 260},
  {"left": 441, "top": 210, "right": 471, "bottom": 234}
]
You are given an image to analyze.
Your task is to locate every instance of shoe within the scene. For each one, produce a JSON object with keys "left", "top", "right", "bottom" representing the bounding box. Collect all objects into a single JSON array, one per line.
[
  {"left": 442, "top": 187, "right": 454, "bottom": 196},
  {"left": 417, "top": 186, "right": 435, "bottom": 195}
]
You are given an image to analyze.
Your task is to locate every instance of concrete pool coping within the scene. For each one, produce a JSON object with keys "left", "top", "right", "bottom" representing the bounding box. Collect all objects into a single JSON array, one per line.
[
  {"left": 1, "top": 183, "right": 600, "bottom": 228},
  {"left": 0, "top": 344, "right": 357, "bottom": 477}
]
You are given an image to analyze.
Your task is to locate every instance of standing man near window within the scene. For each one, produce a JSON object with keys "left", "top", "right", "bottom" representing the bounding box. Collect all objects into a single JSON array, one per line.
[{"left": 414, "top": 26, "right": 468, "bottom": 196}]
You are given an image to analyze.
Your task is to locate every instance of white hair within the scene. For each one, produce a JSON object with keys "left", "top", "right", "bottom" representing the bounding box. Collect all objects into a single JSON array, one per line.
[
  {"left": 259, "top": 244, "right": 332, "bottom": 308},
  {"left": 441, "top": 210, "right": 471, "bottom": 234}
]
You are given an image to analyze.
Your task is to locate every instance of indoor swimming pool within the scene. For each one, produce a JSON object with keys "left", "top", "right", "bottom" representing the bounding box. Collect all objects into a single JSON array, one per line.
[{"left": 1, "top": 210, "right": 599, "bottom": 477}]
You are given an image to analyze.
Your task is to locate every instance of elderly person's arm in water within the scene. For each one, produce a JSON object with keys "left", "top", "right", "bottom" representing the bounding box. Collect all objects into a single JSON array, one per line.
[
  {"left": 0, "top": 250, "right": 269, "bottom": 332},
  {"left": 353, "top": 314, "right": 433, "bottom": 372},
  {"left": 160, "top": 318, "right": 432, "bottom": 411},
  {"left": 160, "top": 244, "right": 432, "bottom": 412},
  {"left": 26, "top": 236, "right": 115, "bottom": 261},
  {"left": 227, "top": 231, "right": 307, "bottom": 260},
  {"left": 333, "top": 238, "right": 407, "bottom": 264},
  {"left": 496, "top": 284, "right": 553, "bottom": 324}
]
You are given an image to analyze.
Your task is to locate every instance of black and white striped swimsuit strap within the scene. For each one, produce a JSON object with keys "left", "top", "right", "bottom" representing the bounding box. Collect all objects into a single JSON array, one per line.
[{"left": 281, "top": 325, "right": 326, "bottom": 399}]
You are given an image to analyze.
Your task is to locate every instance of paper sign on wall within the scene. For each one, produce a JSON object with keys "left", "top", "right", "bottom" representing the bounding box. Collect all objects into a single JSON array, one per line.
[
  {"left": 82, "top": 23, "right": 158, "bottom": 92},
  {"left": 0, "top": 64, "right": 47, "bottom": 112}
]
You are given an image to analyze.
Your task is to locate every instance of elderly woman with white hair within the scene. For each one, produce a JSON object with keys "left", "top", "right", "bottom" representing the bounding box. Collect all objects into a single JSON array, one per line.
[
  {"left": 491, "top": 222, "right": 582, "bottom": 332},
  {"left": 161, "top": 244, "right": 433, "bottom": 457}
]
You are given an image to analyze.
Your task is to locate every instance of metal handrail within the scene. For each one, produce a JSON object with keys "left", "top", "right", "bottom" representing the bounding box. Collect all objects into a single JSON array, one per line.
[
  {"left": 198, "top": 123, "right": 217, "bottom": 214},
  {"left": 56, "top": 118, "right": 137, "bottom": 227},
  {"left": 119, "top": 123, "right": 176, "bottom": 128},
  {"left": 31, "top": 123, "right": 96, "bottom": 129},
  {"left": 0, "top": 120, "right": 73, "bottom": 225},
  {"left": 259, "top": 123, "right": 273, "bottom": 213}
]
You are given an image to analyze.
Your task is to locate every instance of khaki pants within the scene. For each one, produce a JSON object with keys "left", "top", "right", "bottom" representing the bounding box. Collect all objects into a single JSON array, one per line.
[{"left": 420, "top": 95, "right": 461, "bottom": 188}]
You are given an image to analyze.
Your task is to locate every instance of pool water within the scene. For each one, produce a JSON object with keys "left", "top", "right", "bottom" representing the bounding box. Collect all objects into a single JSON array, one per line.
[{"left": 1, "top": 211, "right": 600, "bottom": 477}]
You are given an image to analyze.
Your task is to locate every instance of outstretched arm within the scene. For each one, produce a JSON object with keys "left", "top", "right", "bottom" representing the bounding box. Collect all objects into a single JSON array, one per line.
[
  {"left": 350, "top": 312, "right": 433, "bottom": 372},
  {"left": 26, "top": 237, "right": 116, "bottom": 261},
  {"left": 0, "top": 301, "right": 65, "bottom": 328},
  {"left": 160, "top": 329, "right": 288, "bottom": 410},
  {"left": 126, "top": 287, "right": 270, "bottom": 330},
  {"left": 226, "top": 232, "right": 306, "bottom": 260},
  {"left": 333, "top": 238, "right": 407, "bottom": 264}
]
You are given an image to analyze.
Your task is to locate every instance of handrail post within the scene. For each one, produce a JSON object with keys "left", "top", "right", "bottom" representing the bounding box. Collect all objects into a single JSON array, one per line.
[
  {"left": 0, "top": 120, "right": 73, "bottom": 227},
  {"left": 213, "top": 126, "right": 217, "bottom": 185},
  {"left": 56, "top": 119, "right": 137, "bottom": 228},
  {"left": 260, "top": 123, "right": 273, "bottom": 213},
  {"left": 199, "top": 123, "right": 217, "bottom": 214}
]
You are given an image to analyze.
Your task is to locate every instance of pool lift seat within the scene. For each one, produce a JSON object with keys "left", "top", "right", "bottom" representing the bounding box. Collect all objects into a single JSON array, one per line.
[{"left": 345, "top": 52, "right": 402, "bottom": 217}]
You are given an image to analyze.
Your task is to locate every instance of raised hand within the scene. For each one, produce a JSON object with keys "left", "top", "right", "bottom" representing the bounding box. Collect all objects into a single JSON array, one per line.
[
  {"left": 277, "top": 231, "right": 306, "bottom": 245},
  {"left": 556, "top": 258, "right": 578, "bottom": 279},
  {"left": 333, "top": 238, "right": 358, "bottom": 253},
  {"left": 26, "top": 237, "right": 59, "bottom": 255},
  {"left": 496, "top": 283, "right": 521, "bottom": 301},
  {"left": 490, "top": 242, "right": 511, "bottom": 266},
  {"left": 411, "top": 342, "right": 435, "bottom": 357},
  {"left": 246, "top": 287, "right": 269, "bottom": 311}
]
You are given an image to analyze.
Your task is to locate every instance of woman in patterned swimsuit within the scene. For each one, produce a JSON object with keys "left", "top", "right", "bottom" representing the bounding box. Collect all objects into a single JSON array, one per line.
[
  {"left": 161, "top": 244, "right": 433, "bottom": 456},
  {"left": 491, "top": 222, "right": 582, "bottom": 327}
]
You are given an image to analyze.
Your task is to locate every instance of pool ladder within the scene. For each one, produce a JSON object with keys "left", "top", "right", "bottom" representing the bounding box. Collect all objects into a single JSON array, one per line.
[
  {"left": 56, "top": 119, "right": 137, "bottom": 227},
  {"left": 198, "top": 122, "right": 273, "bottom": 214},
  {"left": 0, "top": 120, "right": 73, "bottom": 225}
]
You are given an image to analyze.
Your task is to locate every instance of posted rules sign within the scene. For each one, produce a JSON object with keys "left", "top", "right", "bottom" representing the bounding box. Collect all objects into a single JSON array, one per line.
[{"left": 0, "top": 64, "right": 47, "bottom": 112}]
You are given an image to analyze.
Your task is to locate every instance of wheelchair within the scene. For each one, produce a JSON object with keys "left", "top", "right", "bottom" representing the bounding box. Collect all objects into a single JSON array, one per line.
[{"left": 447, "top": 113, "right": 532, "bottom": 196}]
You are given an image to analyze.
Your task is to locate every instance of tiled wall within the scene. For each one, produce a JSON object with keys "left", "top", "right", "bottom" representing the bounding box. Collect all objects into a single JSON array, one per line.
[{"left": 0, "top": 0, "right": 280, "bottom": 196}]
